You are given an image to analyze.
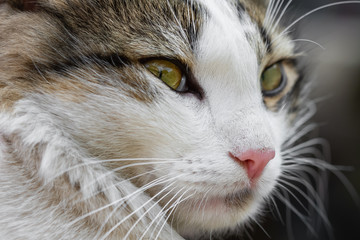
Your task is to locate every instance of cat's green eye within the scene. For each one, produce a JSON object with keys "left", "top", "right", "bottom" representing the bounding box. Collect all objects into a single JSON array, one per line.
[
  {"left": 145, "top": 59, "right": 187, "bottom": 92},
  {"left": 261, "top": 63, "right": 286, "bottom": 96}
]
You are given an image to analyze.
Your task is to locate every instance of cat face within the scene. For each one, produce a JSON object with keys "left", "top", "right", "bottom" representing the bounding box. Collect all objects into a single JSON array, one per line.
[{"left": 0, "top": 0, "right": 301, "bottom": 238}]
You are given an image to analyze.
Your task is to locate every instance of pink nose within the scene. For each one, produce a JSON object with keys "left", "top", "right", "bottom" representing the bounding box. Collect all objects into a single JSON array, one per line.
[{"left": 231, "top": 149, "right": 275, "bottom": 180}]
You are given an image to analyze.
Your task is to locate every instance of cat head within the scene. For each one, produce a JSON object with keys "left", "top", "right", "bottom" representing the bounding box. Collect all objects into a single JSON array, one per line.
[{"left": 0, "top": 0, "right": 302, "bottom": 238}]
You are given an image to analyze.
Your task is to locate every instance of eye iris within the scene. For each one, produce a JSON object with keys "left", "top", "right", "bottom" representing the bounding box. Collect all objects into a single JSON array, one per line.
[
  {"left": 261, "top": 64, "right": 282, "bottom": 92},
  {"left": 145, "top": 60, "right": 182, "bottom": 90}
]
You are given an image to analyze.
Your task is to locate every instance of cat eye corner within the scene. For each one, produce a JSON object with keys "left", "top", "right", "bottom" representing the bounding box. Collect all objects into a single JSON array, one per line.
[{"left": 261, "top": 62, "right": 287, "bottom": 97}]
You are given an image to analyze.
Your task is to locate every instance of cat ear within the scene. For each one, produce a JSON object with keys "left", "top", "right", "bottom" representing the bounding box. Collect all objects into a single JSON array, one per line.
[{"left": 5, "top": 0, "right": 39, "bottom": 11}]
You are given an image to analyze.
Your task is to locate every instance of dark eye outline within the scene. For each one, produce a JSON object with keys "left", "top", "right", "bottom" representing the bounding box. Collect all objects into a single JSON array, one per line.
[
  {"left": 141, "top": 57, "right": 204, "bottom": 99},
  {"left": 261, "top": 62, "right": 287, "bottom": 97}
]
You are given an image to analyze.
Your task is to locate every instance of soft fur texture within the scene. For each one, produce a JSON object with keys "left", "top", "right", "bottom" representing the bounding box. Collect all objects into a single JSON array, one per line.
[{"left": 0, "top": 0, "right": 315, "bottom": 239}]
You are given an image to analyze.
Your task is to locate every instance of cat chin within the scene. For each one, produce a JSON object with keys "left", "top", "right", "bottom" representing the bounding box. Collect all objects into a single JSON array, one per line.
[
  {"left": 174, "top": 192, "right": 264, "bottom": 239},
  {"left": 169, "top": 183, "right": 272, "bottom": 238},
  {"left": 165, "top": 165, "right": 280, "bottom": 238}
]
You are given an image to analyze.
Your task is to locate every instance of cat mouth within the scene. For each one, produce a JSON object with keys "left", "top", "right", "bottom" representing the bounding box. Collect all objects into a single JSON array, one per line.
[
  {"left": 189, "top": 188, "right": 254, "bottom": 212},
  {"left": 224, "top": 189, "right": 254, "bottom": 206}
]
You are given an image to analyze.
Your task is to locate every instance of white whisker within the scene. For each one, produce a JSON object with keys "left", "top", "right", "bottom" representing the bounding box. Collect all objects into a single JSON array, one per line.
[
  {"left": 99, "top": 181, "right": 178, "bottom": 240},
  {"left": 93, "top": 174, "right": 178, "bottom": 239},
  {"left": 278, "top": 172, "right": 335, "bottom": 239},
  {"left": 45, "top": 158, "right": 182, "bottom": 184},
  {"left": 292, "top": 38, "right": 326, "bottom": 50},
  {"left": 276, "top": 191, "right": 317, "bottom": 236},
  {"left": 138, "top": 187, "right": 187, "bottom": 240},
  {"left": 264, "top": 0, "right": 275, "bottom": 26},
  {"left": 282, "top": 138, "right": 329, "bottom": 155},
  {"left": 73, "top": 161, "right": 178, "bottom": 201},
  {"left": 276, "top": 181, "right": 311, "bottom": 216},
  {"left": 67, "top": 173, "right": 184, "bottom": 229},
  {"left": 153, "top": 191, "right": 195, "bottom": 240},
  {"left": 266, "top": 0, "right": 282, "bottom": 30},
  {"left": 74, "top": 166, "right": 168, "bottom": 204},
  {"left": 251, "top": 217, "right": 271, "bottom": 239},
  {"left": 268, "top": 0, "right": 284, "bottom": 32},
  {"left": 274, "top": 1, "right": 360, "bottom": 43},
  {"left": 283, "top": 157, "right": 352, "bottom": 171},
  {"left": 269, "top": 195, "right": 284, "bottom": 224},
  {"left": 166, "top": 0, "right": 189, "bottom": 42},
  {"left": 272, "top": 0, "right": 293, "bottom": 32},
  {"left": 282, "top": 123, "right": 318, "bottom": 149}
]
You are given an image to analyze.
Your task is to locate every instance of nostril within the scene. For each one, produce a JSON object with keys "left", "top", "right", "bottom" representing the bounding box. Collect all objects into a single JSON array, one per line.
[{"left": 230, "top": 148, "right": 275, "bottom": 180}]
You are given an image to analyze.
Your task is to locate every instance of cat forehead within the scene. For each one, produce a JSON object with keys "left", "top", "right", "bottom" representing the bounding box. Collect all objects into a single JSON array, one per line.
[{"left": 41, "top": 0, "right": 285, "bottom": 64}]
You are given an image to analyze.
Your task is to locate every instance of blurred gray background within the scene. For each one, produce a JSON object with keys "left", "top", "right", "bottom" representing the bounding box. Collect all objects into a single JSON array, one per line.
[{"left": 248, "top": 1, "right": 360, "bottom": 240}]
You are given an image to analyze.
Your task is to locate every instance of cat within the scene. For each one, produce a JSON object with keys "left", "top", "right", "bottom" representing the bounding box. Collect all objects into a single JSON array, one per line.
[{"left": 0, "top": 0, "right": 325, "bottom": 239}]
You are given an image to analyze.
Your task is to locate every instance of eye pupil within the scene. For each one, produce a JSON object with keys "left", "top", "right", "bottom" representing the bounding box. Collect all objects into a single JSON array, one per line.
[{"left": 147, "top": 65, "right": 161, "bottom": 78}]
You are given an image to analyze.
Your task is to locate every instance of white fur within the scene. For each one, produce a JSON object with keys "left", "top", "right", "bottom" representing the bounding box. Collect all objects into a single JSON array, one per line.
[{"left": 0, "top": 0, "right": 295, "bottom": 239}]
